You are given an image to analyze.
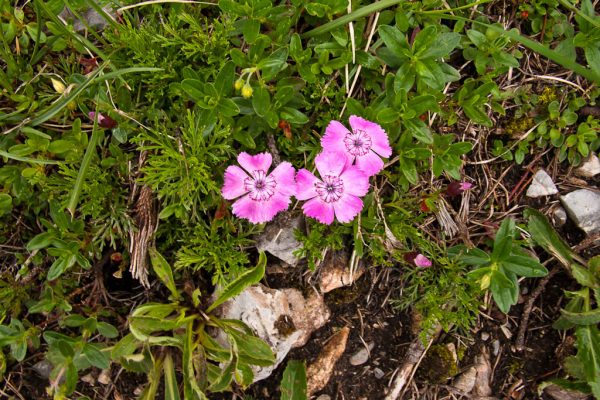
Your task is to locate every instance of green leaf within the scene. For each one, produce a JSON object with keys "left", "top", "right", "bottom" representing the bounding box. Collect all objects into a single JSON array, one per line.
[
  {"left": 181, "top": 79, "right": 206, "bottom": 103},
  {"left": 47, "top": 254, "right": 77, "bottom": 281},
  {"left": 419, "top": 32, "right": 461, "bottom": 59},
  {"left": 502, "top": 255, "right": 548, "bottom": 277},
  {"left": 149, "top": 247, "right": 181, "bottom": 300},
  {"left": 378, "top": 25, "right": 409, "bottom": 56},
  {"left": 525, "top": 208, "right": 575, "bottom": 268},
  {"left": 572, "top": 263, "right": 599, "bottom": 288},
  {"left": 461, "top": 248, "right": 491, "bottom": 266},
  {"left": 252, "top": 86, "right": 271, "bottom": 117},
  {"left": 111, "top": 333, "right": 140, "bottom": 360},
  {"left": 561, "top": 308, "right": 600, "bottom": 325},
  {"left": 243, "top": 19, "right": 260, "bottom": 43},
  {"left": 97, "top": 322, "right": 119, "bottom": 339},
  {"left": 26, "top": 231, "right": 56, "bottom": 250},
  {"left": 576, "top": 324, "right": 600, "bottom": 397},
  {"left": 492, "top": 218, "right": 515, "bottom": 261},
  {"left": 164, "top": 353, "right": 181, "bottom": 400},
  {"left": 490, "top": 269, "right": 516, "bottom": 313},
  {"left": 0, "top": 193, "right": 12, "bottom": 216},
  {"left": 207, "top": 252, "right": 267, "bottom": 313},
  {"left": 280, "top": 360, "right": 307, "bottom": 400},
  {"left": 224, "top": 325, "right": 275, "bottom": 366},
  {"left": 403, "top": 118, "right": 433, "bottom": 144},
  {"left": 377, "top": 108, "right": 400, "bottom": 124},
  {"left": 280, "top": 108, "right": 309, "bottom": 124},
  {"left": 82, "top": 343, "right": 110, "bottom": 369},
  {"left": 258, "top": 48, "right": 289, "bottom": 80},
  {"left": 215, "top": 61, "right": 235, "bottom": 97},
  {"left": 218, "top": 98, "right": 240, "bottom": 117}
]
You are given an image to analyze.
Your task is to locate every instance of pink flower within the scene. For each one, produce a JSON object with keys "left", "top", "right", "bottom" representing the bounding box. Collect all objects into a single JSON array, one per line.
[
  {"left": 445, "top": 181, "right": 473, "bottom": 197},
  {"left": 321, "top": 116, "right": 392, "bottom": 177},
  {"left": 88, "top": 112, "right": 117, "bottom": 129},
  {"left": 404, "top": 252, "right": 432, "bottom": 267},
  {"left": 221, "top": 152, "right": 296, "bottom": 224},
  {"left": 414, "top": 254, "right": 432, "bottom": 268},
  {"left": 296, "top": 151, "right": 369, "bottom": 225}
]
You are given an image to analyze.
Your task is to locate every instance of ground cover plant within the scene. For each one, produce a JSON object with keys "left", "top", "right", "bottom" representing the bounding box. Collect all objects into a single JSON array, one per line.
[{"left": 0, "top": 0, "right": 599, "bottom": 398}]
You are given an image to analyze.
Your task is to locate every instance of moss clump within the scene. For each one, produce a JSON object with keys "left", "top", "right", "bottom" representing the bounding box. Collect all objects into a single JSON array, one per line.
[
  {"left": 417, "top": 344, "right": 459, "bottom": 383},
  {"left": 506, "top": 116, "right": 535, "bottom": 136},
  {"left": 538, "top": 86, "right": 559, "bottom": 105}
]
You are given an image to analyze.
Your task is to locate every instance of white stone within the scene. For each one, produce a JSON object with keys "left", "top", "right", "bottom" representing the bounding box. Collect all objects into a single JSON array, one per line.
[
  {"left": 561, "top": 189, "right": 600, "bottom": 235},
  {"left": 257, "top": 215, "right": 303, "bottom": 267},
  {"left": 526, "top": 169, "right": 558, "bottom": 198},
  {"left": 373, "top": 367, "right": 385, "bottom": 379},
  {"left": 215, "top": 284, "right": 330, "bottom": 382},
  {"left": 575, "top": 153, "right": 600, "bottom": 178},
  {"left": 349, "top": 342, "right": 375, "bottom": 366}
]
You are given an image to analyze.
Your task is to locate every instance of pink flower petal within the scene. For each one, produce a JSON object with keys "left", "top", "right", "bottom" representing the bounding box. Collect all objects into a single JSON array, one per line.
[
  {"left": 232, "top": 193, "right": 290, "bottom": 224},
  {"left": 459, "top": 182, "right": 473, "bottom": 191},
  {"left": 314, "top": 151, "right": 348, "bottom": 179},
  {"left": 349, "top": 115, "right": 392, "bottom": 158},
  {"left": 222, "top": 165, "right": 249, "bottom": 200},
  {"left": 321, "top": 120, "right": 350, "bottom": 155},
  {"left": 339, "top": 167, "right": 369, "bottom": 197},
  {"left": 270, "top": 161, "right": 296, "bottom": 197},
  {"left": 355, "top": 150, "right": 385, "bottom": 177},
  {"left": 237, "top": 152, "right": 273, "bottom": 174},
  {"left": 414, "top": 254, "right": 432, "bottom": 268},
  {"left": 296, "top": 169, "right": 319, "bottom": 200},
  {"left": 302, "top": 197, "right": 335, "bottom": 225},
  {"left": 333, "top": 193, "right": 363, "bottom": 223}
]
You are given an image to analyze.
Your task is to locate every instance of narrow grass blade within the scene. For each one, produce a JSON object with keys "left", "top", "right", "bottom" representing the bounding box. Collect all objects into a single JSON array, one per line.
[
  {"left": 0, "top": 149, "right": 61, "bottom": 165},
  {"left": 163, "top": 353, "right": 181, "bottom": 400},
  {"left": 66, "top": 114, "right": 102, "bottom": 217},
  {"left": 28, "top": 66, "right": 161, "bottom": 127},
  {"left": 303, "top": 0, "right": 402, "bottom": 38}
]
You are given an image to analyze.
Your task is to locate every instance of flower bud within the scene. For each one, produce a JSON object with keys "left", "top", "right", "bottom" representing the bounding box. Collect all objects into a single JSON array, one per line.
[
  {"left": 234, "top": 78, "right": 244, "bottom": 91},
  {"left": 241, "top": 84, "right": 253, "bottom": 98},
  {"left": 51, "top": 78, "right": 66, "bottom": 94}
]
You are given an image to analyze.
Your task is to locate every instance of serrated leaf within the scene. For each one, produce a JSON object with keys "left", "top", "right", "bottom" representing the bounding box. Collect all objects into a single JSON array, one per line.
[{"left": 207, "top": 252, "right": 266, "bottom": 313}]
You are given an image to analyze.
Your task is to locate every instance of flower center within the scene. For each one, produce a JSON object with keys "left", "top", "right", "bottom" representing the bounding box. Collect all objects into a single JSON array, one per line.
[
  {"left": 315, "top": 175, "right": 344, "bottom": 203},
  {"left": 344, "top": 129, "right": 372, "bottom": 156},
  {"left": 244, "top": 170, "right": 276, "bottom": 201}
]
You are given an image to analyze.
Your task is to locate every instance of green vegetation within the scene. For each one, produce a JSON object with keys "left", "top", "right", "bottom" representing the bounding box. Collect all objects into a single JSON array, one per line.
[{"left": 0, "top": 0, "right": 598, "bottom": 398}]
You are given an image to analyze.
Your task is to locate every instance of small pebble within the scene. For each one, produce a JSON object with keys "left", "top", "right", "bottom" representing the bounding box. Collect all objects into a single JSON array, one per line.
[
  {"left": 552, "top": 207, "right": 567, "bottom": 227},
  {"left": 481, "top": 332, "right": 490, "bottom": 341},
  {"left": 316, "top": 395, "right": 331, "bottom": 400},
  {"left": 349, "top": 342, "right": 375, "bottom": 366},
  {"left": 492, "top": 339, "right": 500, "bottom": 356},
  {"left": 98, "top": 368, "right": 112, "bottom": 385},
  {"left": 32, "top": 360, "right": 53, "bottom": 379},
  {"left": 373, "top": 367, "right": 385, "bottom": 379}
]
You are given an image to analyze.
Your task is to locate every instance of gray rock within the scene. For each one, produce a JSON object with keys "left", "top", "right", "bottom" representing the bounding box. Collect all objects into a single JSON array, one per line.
[
  {"left": 349, "top": 342, "right": 374, "bottom": 366},
  {"left": 560, "top": 189, "right": 600, "bottom": 235},
  {"left": 32, "top": 360, "right": 53, "bottom": 379},
  {"left": 215, "top": 284, "right": 329, "bottom": 382},
  {"left": 491, "top": 339, "right": 500, "bottom": 356},
  {"left": 319, "top": 251, "right": 365, "bottom": 293},
  {"left": 526, "top": 169, "right": 558, "bottom": 198},
  {"left": 575, "top": 153, "right": 600, "bottom": 178},
  {"left": 257, "top": 215, "right": 304, "bottom": 267},
  {"left": 373, "top": 367, "right": 385, "bottom": 379}
]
